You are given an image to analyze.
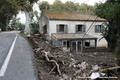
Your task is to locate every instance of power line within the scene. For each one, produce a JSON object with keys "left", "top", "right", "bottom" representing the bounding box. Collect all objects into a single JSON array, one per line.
[{"left": 82, "top": 16, "right": 98, "bottom": 38}]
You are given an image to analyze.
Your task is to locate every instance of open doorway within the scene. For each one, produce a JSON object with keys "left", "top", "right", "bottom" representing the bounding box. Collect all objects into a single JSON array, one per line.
[{"left": 43, "top": 25, "right": 47, "bottom": 34}]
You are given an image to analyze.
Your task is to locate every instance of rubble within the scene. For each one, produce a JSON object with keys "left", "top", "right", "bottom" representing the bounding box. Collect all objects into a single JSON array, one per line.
[
  {"left": 92, "top": 65, "right": 100, "bottom": 70},
  {"left": 90, "top": 72, "right": 100, "bottom": 79},
  {"left": 27, "top": 36, "right": 119, "bottom": 80}
]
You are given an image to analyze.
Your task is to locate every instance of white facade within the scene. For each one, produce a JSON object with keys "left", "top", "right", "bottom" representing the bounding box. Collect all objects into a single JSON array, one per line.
[{"left": 39, "top": 16, "right": 108, "bottom": 48}]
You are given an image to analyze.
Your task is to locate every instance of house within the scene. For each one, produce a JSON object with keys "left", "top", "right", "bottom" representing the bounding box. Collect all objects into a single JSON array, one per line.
[{"left": 39, "top": 10, "right": 108, "bottom": 52}]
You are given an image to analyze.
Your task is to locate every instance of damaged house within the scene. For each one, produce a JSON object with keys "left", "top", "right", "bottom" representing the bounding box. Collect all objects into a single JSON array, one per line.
[{"left": 39, "top": 10, "right": 108, "bottom": 52}]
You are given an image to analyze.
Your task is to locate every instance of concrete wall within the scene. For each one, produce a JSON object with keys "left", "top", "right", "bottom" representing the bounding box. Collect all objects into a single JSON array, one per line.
[{"left": 48, "top": 20, "right": 108, "bottom": 48}]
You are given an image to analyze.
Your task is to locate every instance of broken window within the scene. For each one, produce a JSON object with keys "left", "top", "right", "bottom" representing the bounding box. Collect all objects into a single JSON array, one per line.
[
  {"left": 76, "top": 25, "right": 86, "bottom": 33},
  {"left": 95, "top": 25, "right": 104, "bottom": 33}
]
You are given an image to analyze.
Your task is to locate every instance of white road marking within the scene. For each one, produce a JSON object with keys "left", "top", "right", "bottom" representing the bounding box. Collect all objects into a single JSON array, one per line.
[{"left": 0, "top": 34, "right": 18, "bottom": 77}]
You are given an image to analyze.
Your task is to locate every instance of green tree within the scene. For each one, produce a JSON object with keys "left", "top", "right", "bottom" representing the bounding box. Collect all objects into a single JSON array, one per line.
[
  {"left": 64, "top": 1, "right": 79, "bottom": 11},
  {"left": 95, "top": 2, "right": 120, "bottom": 50},
  {"left": 77, "top": 3, "right": 95, "bottom": 12},
  {"left": 39, "top": 1, "right": 50, "bottom": 11},
  {"left": 95, "top": 0, "right": 120, "bottom": 65},
  {"left": 51, "top": 0, "right": 64, "bottom": 10},
  {"left": 0, "top": 0, "right": 20, "bottom": 30},
  {"left": 11, "top": 0, "right": 39, "bottom": 34}
]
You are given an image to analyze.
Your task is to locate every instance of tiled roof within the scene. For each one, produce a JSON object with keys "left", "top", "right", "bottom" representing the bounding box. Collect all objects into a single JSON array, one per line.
[
  {"left": 43, "top": 11, "right": 106, "bottom": 21},
  {"left": 52, "top": 33, "right": 97, "bottom": 40}
]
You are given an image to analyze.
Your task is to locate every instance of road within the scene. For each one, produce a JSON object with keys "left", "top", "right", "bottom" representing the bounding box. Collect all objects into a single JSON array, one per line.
[{"left": 0, "top": 31, "right": 38, "bottom": 80}]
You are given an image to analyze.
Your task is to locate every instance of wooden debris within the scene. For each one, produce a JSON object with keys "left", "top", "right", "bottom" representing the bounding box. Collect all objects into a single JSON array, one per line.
[
  {"left": 99, "top": 66, "right": 120, "bottom": 72},
  {"left": 43, "top": 51, "right": 61, "bottom": 75},
  {"left": 49, "top": 66, "right": 56, "bottom": 74}
]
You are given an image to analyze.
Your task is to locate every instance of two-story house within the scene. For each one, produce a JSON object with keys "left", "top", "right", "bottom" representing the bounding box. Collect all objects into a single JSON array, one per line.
[{"left": 39, "top": 10, "right": 108, "bottom": 52}]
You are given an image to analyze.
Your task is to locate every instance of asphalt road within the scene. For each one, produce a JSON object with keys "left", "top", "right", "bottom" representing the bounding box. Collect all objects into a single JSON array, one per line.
[{"left": 0, "top": 31, "right": 38, "bottom": 80}]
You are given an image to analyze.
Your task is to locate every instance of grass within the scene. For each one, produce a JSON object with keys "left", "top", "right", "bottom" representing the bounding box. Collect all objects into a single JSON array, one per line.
[{"left": 19, "top": 32, "right": 28, "bottom": 38}]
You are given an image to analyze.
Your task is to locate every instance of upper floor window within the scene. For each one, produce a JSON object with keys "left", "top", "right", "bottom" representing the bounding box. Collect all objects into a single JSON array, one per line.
[
  {"left": 56, "top": 24, "right": 68, "bottom": 33},
  {"left": 76, "top": 25, "right": 86, "bottom": 33},
  {"left": 95, "top": 25, "right": 104, "bottom": 33}
]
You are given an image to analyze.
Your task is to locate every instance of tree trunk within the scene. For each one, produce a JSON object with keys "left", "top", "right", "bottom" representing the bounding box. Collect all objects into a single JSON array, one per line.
[
  {"left": 24, "top": 11, "right": 32, "bottom": 34},
  {"left": 6, "top": 16, "right": 9, "bottom": 31}
]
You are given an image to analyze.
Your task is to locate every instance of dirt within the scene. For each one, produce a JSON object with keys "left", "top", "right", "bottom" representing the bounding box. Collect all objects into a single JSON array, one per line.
[{"left": 27, "top": 37, "right": 119, "bottom": 80}]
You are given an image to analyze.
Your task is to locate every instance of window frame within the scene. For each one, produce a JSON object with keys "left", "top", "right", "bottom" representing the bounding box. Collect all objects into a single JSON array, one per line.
[
  {"left": 76, "top": 24, "right": 86, "bottom": 33},
  {"left": 62, "top": 40, "right": 67, "bottom": 47},
  {"left": 56, "top": 24, "right": 68, "bottom": 33},
  {"left": 95, "top": 25, "right": 104, "bottom": 33}
]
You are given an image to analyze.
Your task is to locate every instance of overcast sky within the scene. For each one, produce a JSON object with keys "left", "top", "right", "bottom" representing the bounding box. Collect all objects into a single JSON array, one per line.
[{"left": 17, "top": 0, "right": 106, "bottom": 24}]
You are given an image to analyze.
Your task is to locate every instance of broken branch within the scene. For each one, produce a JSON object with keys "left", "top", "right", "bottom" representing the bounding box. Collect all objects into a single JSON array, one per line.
[{"left": 43, "top": 51, "right": 61, "bottom": 75}]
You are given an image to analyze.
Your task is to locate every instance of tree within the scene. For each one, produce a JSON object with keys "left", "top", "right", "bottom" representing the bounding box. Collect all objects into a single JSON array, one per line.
[
  {"left": 95, "top": 0, "right": 120, "bottom": 65},
  {"left": 11, "top": 0, "right": 39, "bottom": 34},
  {"left": 0, "top": 0, "right": 20, "bottom": 30},
  {"left": 39, "top": 1, "right": 50, "bottom": 11},
  {"left": 77, "top": 3, "right": 95, "bottom": 12},
  {"left": 64, "top": 1, "right": 79, "bottom": 11},
  {"left": 95, "top": 2, "right": 120, "bottom": 50},
  {"left": 39, "top": 0, "right": 96, "bottom": 12},
  {"left": 51, "top": 0, "right": 64, "bottom": 10}
]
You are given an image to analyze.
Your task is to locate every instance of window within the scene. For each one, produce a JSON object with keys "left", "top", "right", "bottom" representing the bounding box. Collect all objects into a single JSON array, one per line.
[
  {"left": 62, "top": 40, "right": 70, "bottom": 48},
  {"left": 95, "top": 25, "right": 104, "bottom": 33},
  {"left": 62, "top": 40, "right": 67, "bottom": 47},
  {"left": 76, "top": 25, "right": 86, "bottom": 33},
  {"left": 57, "top": 24, "right": 68, "bottom": 33},
  {"left": 59, "top": 25, "right": 64, "bottom": 32}
]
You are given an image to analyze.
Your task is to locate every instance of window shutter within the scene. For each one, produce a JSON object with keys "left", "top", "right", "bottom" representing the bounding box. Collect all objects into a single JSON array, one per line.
[
  {"left": 56, "top": 24, "right": 59, "bottom": 32},
  {"left": 76, "top": 25, "right": 78, "bottom": 33},
  {"left": 64, "top": 25, "right": 68, "bottom": 33},
  {"left": 95, "top": 25, "right": 97, "bottom": 32},
  {"left": 82, "top": 25, "right": 86, "bottom": 32}
]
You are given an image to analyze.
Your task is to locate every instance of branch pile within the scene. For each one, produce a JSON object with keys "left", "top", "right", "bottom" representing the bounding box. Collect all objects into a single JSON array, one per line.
[
  {"left": 28, "top": 36, "right": 120, "bottom": 80},
  {"left": 28, "top": 37, "right": 71, "bottom": 75}
]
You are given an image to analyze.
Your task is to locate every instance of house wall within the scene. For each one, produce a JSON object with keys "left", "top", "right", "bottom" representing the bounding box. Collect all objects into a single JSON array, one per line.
[
  {"left": 39, "top": 14, "right": 49, "bottom": 40},
  {"left": 48, "top": 20, "right": 108, "bottom": 48}
]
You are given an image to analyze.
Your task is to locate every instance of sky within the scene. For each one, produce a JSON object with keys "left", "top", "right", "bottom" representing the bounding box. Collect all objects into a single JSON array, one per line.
[{"left": 17, "top": 0, "right": 106, "bottom": 24}]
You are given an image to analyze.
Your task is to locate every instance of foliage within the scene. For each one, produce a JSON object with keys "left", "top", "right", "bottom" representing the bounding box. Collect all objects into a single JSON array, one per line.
[
  {"left": 2, "top": 0, "right": 39, "bottom": 33},
  {"left": 39, "top": 1, "right": 50, "bottom": 11},
  {"left": 95, "top": 1, "right": 120, "bottom": 51},
  {"left": 77, "top": 3, "right": 95, "bottom": 12},
  {"left": 0, "top": 0, "right": 20, "bottom": 30},
  {"left": 64, "top": 1, "right": 79, "bottom": 11},
  {"left": 39, "top": 0, "right": 97, "bottom": 12},
  {"left": 31, "top": 23, "right": 39, "bottom": 34},
  {"left": 95, "top": 0, "right": 120, "bottom": 66},
  {"left": 51, "top": 0, "right": 64, "bottom": 11}
]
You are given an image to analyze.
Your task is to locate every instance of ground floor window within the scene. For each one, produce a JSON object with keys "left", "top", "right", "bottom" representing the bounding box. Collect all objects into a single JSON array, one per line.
[
  {"left": 85, "top": 42, "right": 90, "bottom": 46},
  {"left": 62, "top": 40, "right": 70, "bottom": 48}
]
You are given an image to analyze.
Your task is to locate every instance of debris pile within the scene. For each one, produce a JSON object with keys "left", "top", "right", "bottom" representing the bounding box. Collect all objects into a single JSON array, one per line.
[{"left": 28, "top": 36, "right": 120, "bottom": 80}]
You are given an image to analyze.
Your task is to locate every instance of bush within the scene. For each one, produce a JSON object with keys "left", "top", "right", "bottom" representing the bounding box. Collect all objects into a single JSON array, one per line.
[{"left": 31, "top": 23, "right": 39, "bottom": 34}]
